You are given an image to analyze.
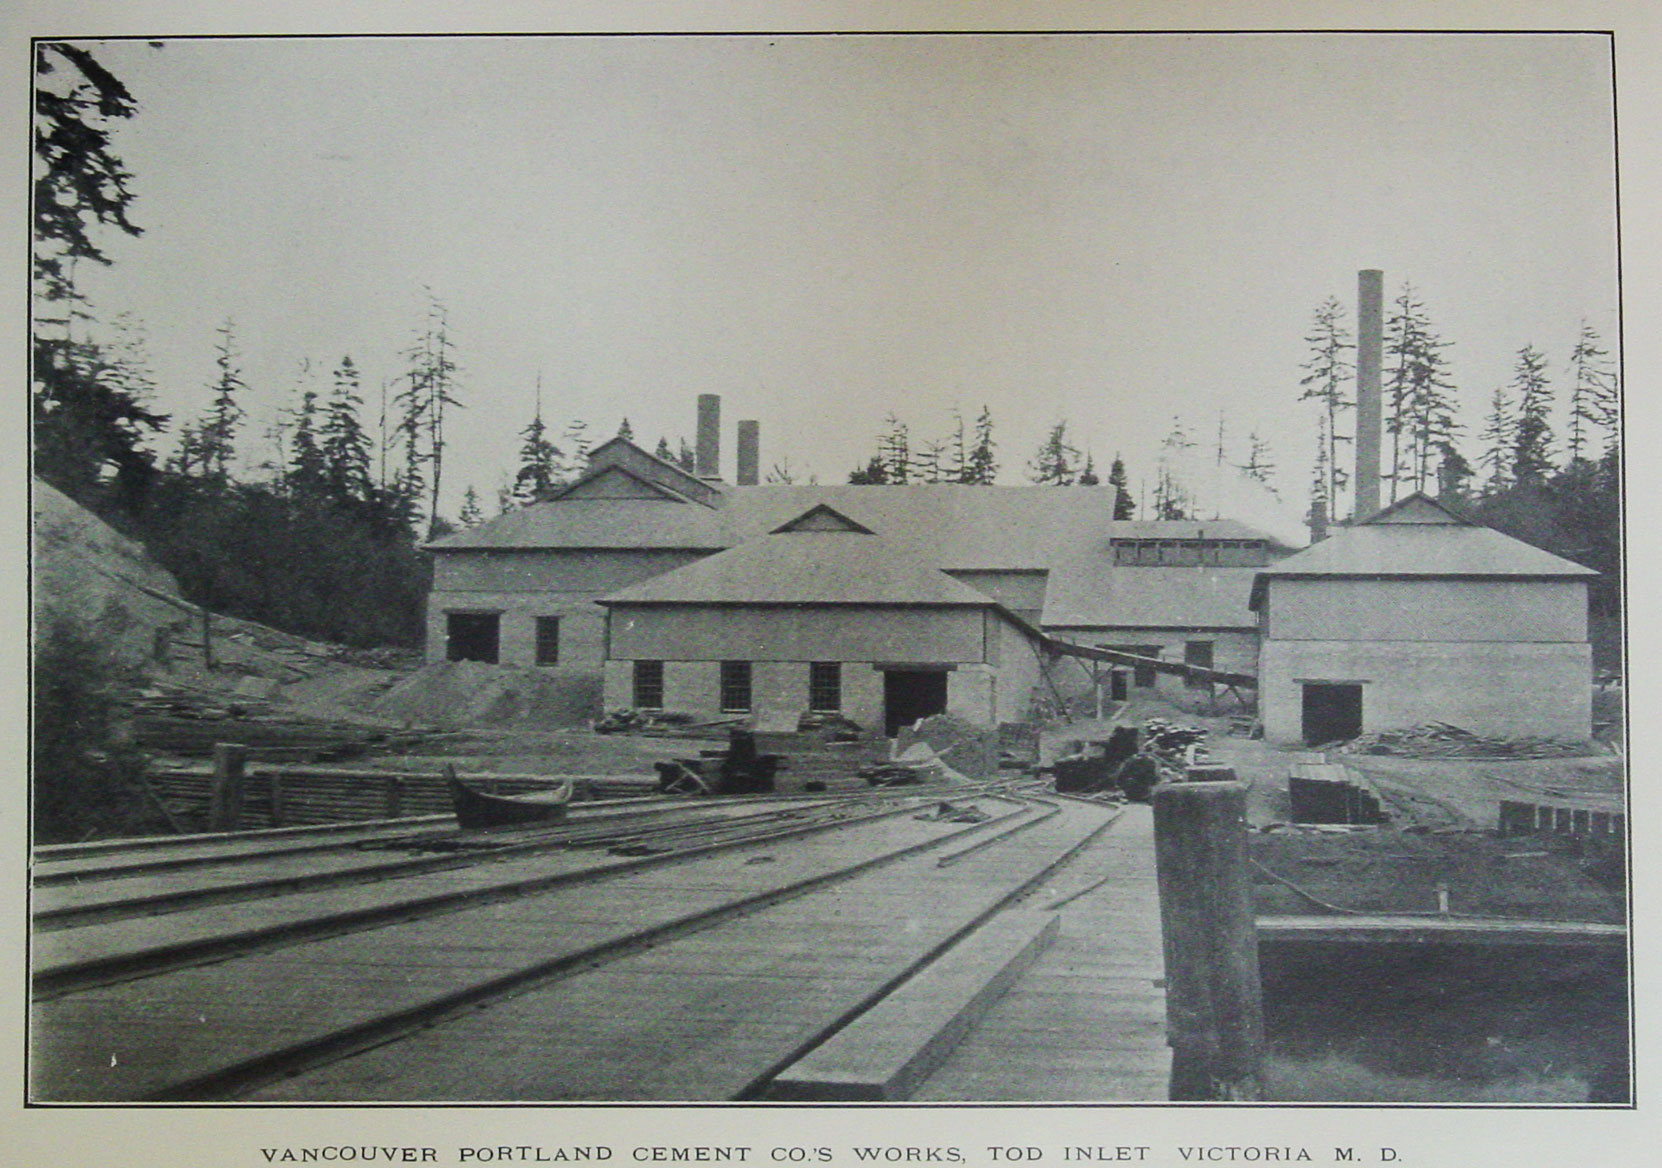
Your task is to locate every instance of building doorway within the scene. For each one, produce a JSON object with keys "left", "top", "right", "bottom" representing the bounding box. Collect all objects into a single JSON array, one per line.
[
  {"left": 883, "top": 669, "right": 949, "bottom": 736},
  {"left": 446, "top": 612, "right": 500, "bottom": 664},
  {"left": 1302, "top": 682, "right": 1363, "bottom": 745}
]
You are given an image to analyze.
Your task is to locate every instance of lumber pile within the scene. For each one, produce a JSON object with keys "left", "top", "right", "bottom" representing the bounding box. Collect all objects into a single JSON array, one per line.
[
  {"left": 131, "top": 683, "right": 419, "bottom": 760},
  {"left": 1337, "top": 722, "right": 1591, "bottom": 760}
]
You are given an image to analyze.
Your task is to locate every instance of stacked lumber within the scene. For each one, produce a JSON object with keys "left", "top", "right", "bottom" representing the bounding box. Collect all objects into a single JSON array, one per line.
[
  {"left": 131, "top": 682, "right": 416, "bottom": 760},
  {"left": 1337, "top": 722, "right": 1591, "bottom": 760}
]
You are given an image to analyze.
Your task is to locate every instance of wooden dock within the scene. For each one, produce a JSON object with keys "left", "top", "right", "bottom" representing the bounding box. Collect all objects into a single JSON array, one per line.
[{"left": 32, "top": 791, "right": 1176, "bottom": 1102}]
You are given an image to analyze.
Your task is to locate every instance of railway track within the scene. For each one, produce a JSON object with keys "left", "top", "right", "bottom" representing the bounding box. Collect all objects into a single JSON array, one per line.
[{"left": 30, "top": 788, "right": 1127, "bottom": 1102}]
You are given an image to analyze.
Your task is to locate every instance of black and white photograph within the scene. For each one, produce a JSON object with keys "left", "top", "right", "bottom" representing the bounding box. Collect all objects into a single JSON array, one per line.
[{"left": 10, "top": 1, "right": 1650, "bottom": 1163}]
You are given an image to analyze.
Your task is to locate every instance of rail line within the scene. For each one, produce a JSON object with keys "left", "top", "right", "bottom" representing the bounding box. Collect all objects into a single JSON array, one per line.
[
  {"left": 31, "top": 796, "right": 897, "bottom": 930},
  {"left": 31, "top": 790, "right": 1121, "bottom": 1102}
]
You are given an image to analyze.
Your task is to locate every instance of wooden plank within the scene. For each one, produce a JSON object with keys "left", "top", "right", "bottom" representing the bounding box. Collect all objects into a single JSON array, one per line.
[{"left": 768, "top": 911, "right": 1059, "bottom": 1100}]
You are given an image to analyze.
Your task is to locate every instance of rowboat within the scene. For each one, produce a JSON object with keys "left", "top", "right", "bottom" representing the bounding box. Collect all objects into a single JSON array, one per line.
[{"left": 447, "top": 766, "right": 575, "bottom": 829}]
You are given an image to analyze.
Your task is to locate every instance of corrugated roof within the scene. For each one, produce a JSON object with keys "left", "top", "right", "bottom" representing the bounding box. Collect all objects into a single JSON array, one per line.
[
  {"left": 433, "top": 482, "right": 1283, "bottom": 564},
  {"left": 1042, "top": 563, "right": 1261, "bottom": 629},
  {"left": 600, "top": 529, "right": 999, "bottom": 607}
]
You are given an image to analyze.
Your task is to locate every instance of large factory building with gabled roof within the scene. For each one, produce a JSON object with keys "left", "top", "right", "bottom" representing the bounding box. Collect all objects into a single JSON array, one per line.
[{"left": 422, "top": 395, "right": 1293, "bottom": 730}]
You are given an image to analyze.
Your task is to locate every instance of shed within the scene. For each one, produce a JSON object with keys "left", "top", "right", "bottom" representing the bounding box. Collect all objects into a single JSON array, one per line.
[{"left": 1250, "top": 493, "right": 1597, "bottom": 745}]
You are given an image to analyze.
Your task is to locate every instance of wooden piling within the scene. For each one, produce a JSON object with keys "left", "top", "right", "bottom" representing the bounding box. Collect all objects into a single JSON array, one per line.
[
  {"left": 207, "top": 743, "right": 248, "bottom": 832},
  {"left": 1153, "top": 780, "right": 1265, "bottom": 1101}
]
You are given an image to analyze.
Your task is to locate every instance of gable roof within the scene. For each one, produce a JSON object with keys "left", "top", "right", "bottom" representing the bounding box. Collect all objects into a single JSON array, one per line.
[
  {"left": 1250, "top": 497, "right": 1597, "bottom": 609},
  {"left": 600, "top": 526, "right": 1000, "bottom": 608},
  {"left": 555, "top": 464, "right": 699, "bottom": 503},
  {"left": 1363, "top": 492, "right": 1472, "bottom": 526},
  {"left": 770, "top": 503, "right": 874, "bottom": 534},
  {"left": 435, "top": 481, "right": 1285, "bottom": 559}
]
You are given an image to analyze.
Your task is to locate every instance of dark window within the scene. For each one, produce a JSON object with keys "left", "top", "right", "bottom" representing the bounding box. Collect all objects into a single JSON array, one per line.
[
  {"left": 633, "top": 660, "right": 664, "bottom": 710},
  {"left": 1184, "top": 640, "right": 1214, "bottom": 689},
  {"left": 720, "top": 661, "right": 753, "bottom": 712},
  {"left": 535, "top": 617, "right": 561, "bottom": 666},
  {"left": 446, "top": 612, "right": 500, "bottom": 664},
  {"left": 809, "top": 662, "right": 841, "bottom": 712}
]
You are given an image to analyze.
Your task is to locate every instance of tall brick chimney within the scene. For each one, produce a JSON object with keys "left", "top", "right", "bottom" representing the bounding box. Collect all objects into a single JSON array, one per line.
[
  {"left": 695, "top": 394, "right": 721, "bottom": 480},
  {"left": 736, "top": 420, "right": 760, "bottom": 485},
  {"left": 1355, "top": 269, "right": 1384, "bottom": 521}
]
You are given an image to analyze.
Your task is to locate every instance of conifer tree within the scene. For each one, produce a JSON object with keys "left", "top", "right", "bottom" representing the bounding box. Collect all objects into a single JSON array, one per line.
[
  {"left": 878, "top": 414, "right": 911, "bottom": 484},
  {"left": 654, "top": 436, "right": 674, "bottom": 462},
  {"left": 1299, "top": 296, "right": 1354, "bottom": 514},
  {"left": 321, "top": 355, "right": 373, "bottom": 507},
  {"left": 1383, "top": 284, "right": 1458, "bottom": 498},
  {"left": 395, "top": 289, "right": 463, "bottom": 534},
  {"left": 1077, "top": 453, "right": 1100, "bottom": 485},
  {"left": 31, "top": 45, "right": 165, "bottom": 511},
  {"left": 196, "top": 319, "right": 246, "bottom": 485},
  {"left": 287, "top": 371, "right": 326, "bottom": 499},
  {"left": 561, "top": 418, "right": 591, "bottom": 480},
  {"left": 961, "top": 406, "right": 998, "bottom": 485},
  {"left": 1108, "top": 455, "right": 1135, "bottom": 519},
  {"left": 676, "top": 438, "right": 696, "bottom": 472},
  {"left": 617, "top": 416, "right": 634, "bottom": 442},
  {"left": 514, "top": 388, "right": 563, "bottom": 505},
  {"left": 1027, "top": 420, "right": 1079, "bottom": 485},
  {"left": 1240, "top": 431, "right": 1276, "bottom": 493},
  {"left": 457, "top": 486, "right": 484, "bottom": 527},
  {"left": 847, "top": 455, "right": 889, "bottom": 484},
  {"left": 1510, "top": 344, "right": 1555, "bottom": 484},
  {"left": 1567, "top": 322, "right": 1617, "bottom": 463},
  {"left": 1478, "top": 387, "right": 1516, "bottom": 496}
]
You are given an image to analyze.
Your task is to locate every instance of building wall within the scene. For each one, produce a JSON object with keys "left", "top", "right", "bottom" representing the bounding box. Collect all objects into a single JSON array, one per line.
[
  {"left": 1044, "top": 626, "right": 1259, "bottom": 697},
  {"left": 427, "top": 549, "right": 707, "bottom": 667},
  {"left": 1263, "top": 578, "right": 1588, "bottom": 643},
  {"left": 1258, "top": 640, "right": 1593, "bottom": 743},
  {"left": 991, "top": 616, "right": 1048, "bottom": 723},
  {"left": 607, "top": 603, "right": 988, "bottom": 664},
  {"left": 602, "top": 658, "right": 888, "bottom": 729}
]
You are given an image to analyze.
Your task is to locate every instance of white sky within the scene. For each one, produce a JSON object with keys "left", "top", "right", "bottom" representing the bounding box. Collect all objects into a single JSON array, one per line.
[{"left": 65, "top": 32, "right": 1618, "bottom": 530}]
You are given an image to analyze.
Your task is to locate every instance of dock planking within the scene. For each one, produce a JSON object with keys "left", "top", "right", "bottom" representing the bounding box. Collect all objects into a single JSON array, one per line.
[
  {"left": 242, "top": 801, "right": 1122, "bottom": 1101},
  {"left": 910, "top": 803, "right": 1169, "bottom": 1101}
]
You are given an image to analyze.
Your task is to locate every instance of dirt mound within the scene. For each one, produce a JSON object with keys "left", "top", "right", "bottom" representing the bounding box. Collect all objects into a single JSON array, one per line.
[
  {"left": 370, "top": 659, "right": 600, "bottom": 729},
  {"left": 33, "top": 480, "right": 194, "bottom": 668}
]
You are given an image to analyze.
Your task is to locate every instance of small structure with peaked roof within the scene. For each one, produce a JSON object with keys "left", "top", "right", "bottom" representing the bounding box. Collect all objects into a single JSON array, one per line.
[
  {"left": 597, "top": 505, "right": 1048, "bottom": 734},
  {"left": 1251, "top": 493, "right": 1597, "bottom": 745}
]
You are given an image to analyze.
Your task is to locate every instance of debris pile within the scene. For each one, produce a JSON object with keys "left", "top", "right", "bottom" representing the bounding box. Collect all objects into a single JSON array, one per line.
[
  {"left": 1142, "top": 717, "right": 1209, "bottom": 755},
  {"left": 1336, "top": 722, "right": 1592, "bottom": 760}
]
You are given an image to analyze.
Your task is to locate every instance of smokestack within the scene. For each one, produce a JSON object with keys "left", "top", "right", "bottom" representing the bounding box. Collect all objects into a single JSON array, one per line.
[
  {"left": 736, "top": 420, "right": 760, "bottom": 485},
  {"left": 695, "top": 394, "right": 721, "bottom": 480},
  {"left": 1355, "top": 269, "right": 1384, "bottom": 520}
]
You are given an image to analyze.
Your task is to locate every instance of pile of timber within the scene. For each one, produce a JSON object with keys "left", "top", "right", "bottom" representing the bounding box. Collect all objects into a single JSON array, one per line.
[
  {"left": 1498, "top": 798, "right": 1625, "bottom": 841},
  {"left": 145, "top": 764, "right": 652, "bottom": 831},
  {"left": 1337, "top": 722, "right": 1592, "bottom": 760},
  {"left": 131, "top": 684, "right": 419, "bottom": 760},
  {"left": 1288, "top": 760, "right": 1387, "bottom": 826}
]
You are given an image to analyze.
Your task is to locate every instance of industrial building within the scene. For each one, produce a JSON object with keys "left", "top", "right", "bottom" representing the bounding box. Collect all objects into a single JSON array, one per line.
[
  {"left": 425, "top": 273, "right": 1600, "bottom": 744},
  {"left": 1251, "top": 492, "right": 1598, "bottom": 745},
  {"left": 424, "top": 394, "right": 1288, "bottom": 728}
]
